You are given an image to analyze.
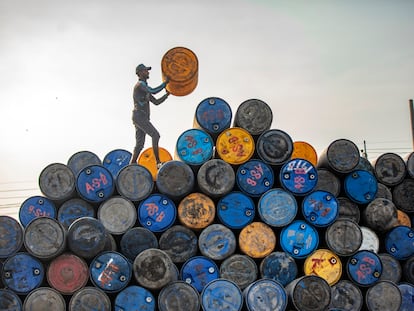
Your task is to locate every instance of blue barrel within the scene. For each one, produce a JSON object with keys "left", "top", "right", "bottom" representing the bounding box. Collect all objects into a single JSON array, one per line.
[
  {"left": 279, "top": 158, "right": 318, "bottom": 196},
  {"left": 158, "top": 281, "right": 200, "bottom": 311},
  {"left": 90, "top": 251, "right": 132, "bottom": 293},
  {"left": 365, "top": 281, "right": 402, "bottom": 311},
  {"left": 379, "top": 253, "right": 402, "bottom": 283},
  {"left": 180, "top": 256, "right": 219, "bottom": 292},
  {"left": 385, "top": 225, "right": 414, "bottom": 260},
  {"left": 219, "top": 254, "right": 258, "bottom": 290},
  {"left": 217, "top": 192, "right": 255, "bottom": 229},
  {"left": 194, "top": 97, "right": 232, "bottom": 139},
  {"left": 344, "top": 170, "right": 378, "bottom": 204},
  {"left": 280, "top": 220, "right": 319, "bottom": 259},
  {"left": 19, "top": 195, "right": 56, "bottom": 227},
  {"left": 347, "top": 250, "right": 382, "bottom": 287},
  {"left": 236, "top": 159, "right": 274, "bottom": 197},
  {"left": 98, "top": 196, "right": 137, "bottom": 235},
  {"left": 76, "top": 165, "right": 114, "bottom": 203},
  {"left": 198, "top": 224, "right": 236, "bottom": 261},
  {"left": 67, "top": 150, "right": 102, "bottom": 177},
  {"left": 176, "top": 128, "right": 214, "bottom": 166},
  {"left": 259, "top": 251, "right": 298, "bottom": 286},
  {"left": 258, "top": 188, "right": 297, "bottom": 227},
  {"left": 302, "top": 190, "right": 339, "bottom": 227},
  {"left": 330, "top": 280, "right": 363, "bottom": 311},
  {"left": 114, "top": 285, "right": 155, "bottom": 311},
  {"left": 2, "top": 252, "right": 44, "bottom": 294},
  {"left": 69, "top": 286, "right": 111, "bottom": 311},
  {"left": 57, "top": 198, "right": 95, "bottom": 229},
  {"left": 138, "top": 193, "right": 177, "bottom": 233},
  {"left": 244, "top": 279, "right": 287, "bottom": 311},
  {"left": 0, "top": 289, "right": 22, "bottom": 310},
  {"left": 201, "top": 279, "right": 243, "bottom": 311},
  {"left": 116, "top": 164, "right": 154, "bottom": 202},
  {"left": 256, "top": 129, "right": 293, "bottom": 166},
  {"left": 23, "top": 287, "right": 66, "bottom": 311},
  {"left": 120, "top": 227, "right": 158, "bottom": 262},
  {"left": 103, "top": 149, "right": 132, "bottom": 179},
  {"left": 38, "top": 162, "right": 76, "bottom": 202},
  {"left": 159, "top": 225, "right": 198, "bottom": 263},
  {"left": 0, "top": 216, "right": 24, "bottom": 259},
  {"left": 398, "top": 282, "right": 414, "bottom": 311}
]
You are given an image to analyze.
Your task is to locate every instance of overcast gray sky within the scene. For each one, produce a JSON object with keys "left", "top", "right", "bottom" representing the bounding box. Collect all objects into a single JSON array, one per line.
[{"left": 1, "top": 0, "right": 414, "bottom": 215}]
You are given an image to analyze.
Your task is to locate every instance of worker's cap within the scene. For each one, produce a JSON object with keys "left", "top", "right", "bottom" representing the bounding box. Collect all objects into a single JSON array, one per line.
[{"left": 136, "top": 64, "right": 151, "bottom": 74}]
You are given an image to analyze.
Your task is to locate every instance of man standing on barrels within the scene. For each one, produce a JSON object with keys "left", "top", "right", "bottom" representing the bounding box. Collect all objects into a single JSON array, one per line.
[{"left": 131, "top": 64, "right": 169, "bottom": 167}]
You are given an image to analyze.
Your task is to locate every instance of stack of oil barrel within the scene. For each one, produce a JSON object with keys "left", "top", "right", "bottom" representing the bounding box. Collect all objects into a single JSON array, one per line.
[{"left": 1, "top": 97, "right": 414, "bottom": 311}]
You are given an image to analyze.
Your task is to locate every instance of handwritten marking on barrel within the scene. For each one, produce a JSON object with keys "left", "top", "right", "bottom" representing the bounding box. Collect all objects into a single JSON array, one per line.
[
  {"left": 245, "top": 163, "right": 264, "bottom": 187},
  {"left": 84, "top": 172, "right": 108, "bottom": 194},
  {"left": 145, "top": 203, "right": 166, "bottom": 223},
  {"left": 27, "top": 205, "right": 50, "bottom": 217},
  {"left": 97, "top": 258, "right": 120, "bottom": 287}
]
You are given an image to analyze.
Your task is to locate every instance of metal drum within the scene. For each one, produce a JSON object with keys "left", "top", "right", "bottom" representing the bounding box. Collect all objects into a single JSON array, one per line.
[
  {"left": 67, "top": 150, "right": 101, "bottom": 177},
  {"left": 102, "top": 149, "right": 131, "bottom": 179},
  {"left": 236, "top": 159, "right": 274, "bottom": 197},
  {"left": 378, "top": 253, "right": 402, "bottom": 283},
  {"left": 2, "top": 252, "right": 44, "bottom": 295},
  {"left": 356, "top": 156, "right": 375, "bottom": 173},
  {"left": 385, "top": 225, "right": 414, "bottom": 260},
  {"left": 159, "top": 225, "right": 198, "bottom": 263},
  {"left": 239, "top": 222, "right": 276, "bottom": 259},
  {"left": 180, "top": 256, "right": 219, "bottom": 292},
  {"left": 280, "top": 220, "right": 319, "bottom": 259},
  {"left": 279, "top": 158, "right": 318, "bottom": 196},
  {"left": 19, "top": 195, "right": 56, "bottom": 227},
  {"left": 220, "top": 254, "right": 258, "bottom": 290},
  {"left": 365, "top": 281, "right": 402, "bottom": 311},
  {"left": 347, "top": 250, "right": 382, "bottom": 287},
  {"left": 291, "top": 141, "right": 318, "bottom": 167},
  {"left": 363, "top": 198, "right": 398, "bottom": 232},
  {"left": 405, "top": 151, "right": 414, "bottom": 178},
  {"left": 302, "top": 190, "right": 339, "bottom": 227},
  {"left": 317, "top": 139, "right": 360, "bottom": 174},
  {"left": 197, "top": 159, "right": 235, "bottom": 198},
  {"left": 375, "top": 182, "right": 393, "bottom": 200},
  {"left": 233, "top": 98, "right": 273, "bottom": 136},
  {"left": 258, "top": 188, "right": 297, "bottom": 228},
  {"left": 398, "top": 282, "right": 414, "bottom": 311},
  {"left": 120, "top": 227, "right": 158, "bottom": 262},
  {"left": 201, "top": 279, "right": 243, "bottom": 311},
  {"left": 68, "top": 287, "right": 111, "bottom": 311},
  {"left": 114, "top": 285, "right": 155, "bottom": 311},
  {"left": 175, "top": 128, "right": 214, "bottom": 166},
  {"left": 57, "top": 198, "right": 95, "bottom": 229},
  {"left": 138, "top": 193, "right": 176, "bottom": 233},
  {"left": 177, "top": 192, "right": 215, "bottom": 231},
  {"left": 303, "top": 249, "right": 342, "bottom": 286},
  {"left": 216, "top": 127, "right": 255, "bottom": 165},
  {"left": 23, "top": 287, "right": 66, "bottom": 311},
  {"left": 47, "top": 253, "right": 89, "bottom": 295},
  {"left": 244, "top": 279, "right": 287, "bottom": 311},
  {"left": 256, "top": 129, "right": 293, "bottom": 166},
  {"left": 344, "top": 170, "right": 378, "bottom": 204},
  {"left": 198, "top": 224, "right": 236, "bottom": 261},
  {"left": 0, "top": 289, "right": 22, "bottom": 310},
  {"left": 76, "top": 165, "right": 114, "bottom": 204},
  {"left": 397, "top": 209, "right": 412, "bottom": 227},
  {"left": 158, "top": 281, "right": 200, "bottom": 311},
  {"left": 90, "top": 251, "right": 132, "bottom": 293},
  {"left": 98, "top": 196, "right": 136, "bottom": 235},
  {"left": 0, "top": 216, "right": 24, "bottom": 259},
  {"left": 359, "top": 226, "right": 380, "bottom": 253},
  {"left": 314, "top": 168, "right": 341, "bottom": 197},
  {"left": 330, "top": 280, "right": 363, "bottom": 311},
  {"left": 404, "top": 255, "right": 414, "bottom": 284},
  {"left": 373, "top": 152, "right": 406, "bottom": 186},
  {"left": 325, "top": 219, "right": 362, "bottom": 256},
  {"left": 217, "top": 191, "right": 255, "bottom": 230},
  {"left": 259, "top": 251, "right": 298, "bottom": 286},
  {"left": 38, "top": 162, "right": 76, "bottom": 202},
  {"left": 115, "top": 164, "right": 154, "bottom": 202},
  {"left": 194, "top": 97, "right": 232, "bottom": 140},
  {"left": 393, "top": 178, "right": 414, "bottom": 213},
  {"left": 138, "top": 146, "right": 173, "bottom": 180},
  {"left": 337, "top": 196, "right": 360, "bottom": 223}
]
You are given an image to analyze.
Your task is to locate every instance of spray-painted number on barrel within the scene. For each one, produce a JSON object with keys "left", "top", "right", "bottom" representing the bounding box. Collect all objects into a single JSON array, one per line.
[
  {"left": 27, "top": 205, "right": 51, "bottom": 217},
  {"left": 308, "top": 199, "right": 331, "bottom": 217},
  {"left": 185, "top": 135, "right": 203, "bottom": 155},
  {"left": 286, "top": 160, "right": 313, "bottom": 191},
  {"left": 98, "top": 260, "right": 120, "bottom": 286},
  {"left": 356, "top": 256, "right": 377, "bottom": 283},
  {"left": 201, "top": 109, "right": 225, "bottom": 123},
  {"left": 246, "top": 164, "right": 264, "bottom": 186},
  {"left": 145, "top": 203, "right": 165, "bottom": 223},
  {"left": 221, "top": 137, "right": 246, "bottom": 157},
  {"left": 85, "top": 173, "right": 109, "bottom": 194}
]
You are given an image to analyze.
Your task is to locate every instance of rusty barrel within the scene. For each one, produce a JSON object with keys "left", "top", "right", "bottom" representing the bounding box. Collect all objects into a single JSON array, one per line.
[
  {"left": 175, "top": 128, "right": 214, "bottom": 167},
  {"left": 233, "top": 98, "right": 273, "bottom": 136},
  {"left": 67, "top": 150, "right": 101, "bottom": 177},
  {"left": 158, "top": 281, "right": 200, "bottom": 311},
  {"left": 291, "top": 141, "right": 318, "bottom": 167},
  {"left": 38, "top": 162, "right": 76, "bottom": 203},
  {"left": 120, "top": 227, "right": 158, "bottom": 262},
  {"left": 23, "top": 287, "right": 66, "bottom": 311},
  {"left": 68, "top": 286, "right": 111, "bottom": 311},
  {"left": 114, "top": 285, "right": 155, "bottom": 311},
  {"left": 201, "top": 279, "right": 243, "bottom": 311},
  {"left": 303, "top": 248, "right": 342, "bottom": 286},
  {"left": 0, "top": 216, "right": 24, "bottom": 259},
  {"left": 158, "top": 225, "right": 198, "bottom": 264},
  {"left": 19, "top": 195, "right": 56, "bottom": 227},
  {"left": 97, "top": 196, "right": 137, "bottom": 235},
  {"left": 138, "top": 146, "right": 173, "bottom": 180},
  {"left": 239, "top": 222, "right": 276, "bottom": 259},
  {"left": 317, "top": 138, "right": 360, "bottom": 174},
  {"left": 197, "top": 159, "right": 235, "bottom": 199},
  {"left": 177, "top": 192, "right": 215, "bottom": 231},
  {"left": 256, "top": 129, "right": 293, "bottom": 166},
  {"left": 57, "top": 198, "right": 95, "bottom": 229},
  {"left": 115, "top": 164, "right": 154, "bottom": 202},
  {"left": 138, "top": 193, "right": 177, "bottom": 233},
  {"left": 220, "top": 254, "right": 258, "bottom": 290},
  {"left": 102, "top": 148, "right": 131, "bottom": 179},
  {"left": 216, "top": 127, "right": 255, "bottom": 165}
]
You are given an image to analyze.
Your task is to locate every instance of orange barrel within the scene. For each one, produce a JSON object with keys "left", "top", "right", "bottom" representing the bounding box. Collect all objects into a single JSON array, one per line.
[
  {"left": 57, "top": 198, "right": 95, "bottom": 229},
  {"left": 197, "top": 159, "right": 235, "bottom": 198},
  {"left": 233, "top": 99, "right": 273, "bottom": 136},
  {"left": 330, "top": 280, "right": 363, "bottom": 311},
  {"left": 38, "top": 163, "right": 76, "bottom": 203},
  {"left": 303, "top": 249, "right": 342, "bottom": 286},
  {"left": 159, "top": 225, "right": 198, "bottom": 264},
  {"left": 378, "top": 253, "right": 402, "bottom": 283},
  {"left": 47, "top": 253, "right": 89, "bottom": 295},
  {"left": 138, "top": 147, "right": 172, "bottom": 180},
  {"left": 216, "top": 127, "right": 255, "bottom": 165},
  {"left": 373, "top": 152, "right": 406, "bottom": 186},
  {"left": 220, "top": 254, "right": 258, "bottom": 290},
  {"left": 97, "top": 196, "right": 137, "bottom": 235},
  {"left": 198, "top": 224, "right": 236, "bottom": 261},
  {"left": 337, "top": 196, "right": 360, "bottom": 223},
  {"left": 68, "top": 287, "right": 111, "bottom": 311},
  {"left": 156, "top": 161, "right": 195, "bottom": 201},
  {"left": 317, "top": 138, "right": 360, "bottom": 174},
  {"left": 23, "top": 287, "right": 66, "bottom": 311},
  {"left": 397, "top": 209, "right": 412, "bottom": 227},
  {"left": 0, "top": 216, "right": 24, "bottom": 259},
  {"left": 365, "top": 281, "right": 402, "bottom": 311},
  {"left": 314, "top": 168, "right": 341, "bottom": 197},
  {"left": 325, "top": 219, "right": 362, "bottom": 257},
  {"left": 256, "top": 129, "right": 293, "bottom": 166},
  {"left": 119, "top": 227, "right": 158, "bottom": 262},
  {"left": 178, "top": 192, "right": 215, "bottom": 231},
  {"left": 67, "top": 150, "right": 101, "bottom": 177},
  {"left": 260, "top": 251, "right": 297, "bottom": 287},
  {"left": 363, "top": 198, "right": 398, "bottom": 232},
  {"left": 239, "top": 222, "right": 276, "bottom": 259},
  {"left": 158, "top": 281, "right": 200, "bottom": 311},
  {"left": 359, "top": 226, "right": 379, "bottom": 253},
  {"left": 115, "top": 164, "right": 154, "bottom": 202},
  {"left": 291, "top": 141, "right": 318, "bottom": 167},
  {"left": 175, "top": 128, "right": 214, "bottom": 167},
  {"left": 392, "top": 178, "right": 414, "bottom": 214},
  {"left": 161, "top": 46, "right": 198, "bottom": 96}
]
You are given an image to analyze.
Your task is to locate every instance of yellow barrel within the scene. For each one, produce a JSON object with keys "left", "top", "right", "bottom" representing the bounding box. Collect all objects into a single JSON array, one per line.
[
  {"left": 178, "top": 193, "right": 215, "bottom": 231},
  {"left": 291, "top": 141, "right": 318, "bottom": 167},
  {"left": 239, "top": 222, "right": 276, "bottom": 259},
  {"left": 303, "top": 248, "right": 342, "bottom": 286},
  {"left": 138, "top": 147, "right": 172, "bottom": 180},
  {"left": 216, "top": 127, "right": 255, "bottom": 165},
  {"left": 396, "top": 209, "right": 412, "bottom": 227},
  {"left": 161, "top": 47, "right": 198, "bottom": 96}
]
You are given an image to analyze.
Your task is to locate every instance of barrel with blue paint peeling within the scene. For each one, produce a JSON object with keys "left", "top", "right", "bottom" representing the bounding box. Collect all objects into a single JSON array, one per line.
[
  {"left": 346, "top": 250, "right": 382, "bottom": 287},
  {"left": 175, "top": 128, "right": 214, "bottom": 166},
  {"left": 114, "top": 285, "right": 155, "bottom": 311},
  {"left": 279, "top": 158, "right": 318, "bottom": 196},
  {"left": 398, "top": 282, "right": 414, "bottom": 311},
  {"left": 201, "top": 278, "right": 243, "bottom": 311},
  {"left": 280, "top": 220, "right": 319, "bottom": 259},
  {"left": 198, "top": 224, "right": 236, "bottom": 261},
  {"left": 76, "top": 165, "right": 114, "bottom": 204},
  {"left": 69, "top": 286, "right": 111, "bottom": 311},
  {"left": 260, "top": 251, "right": 298, "bottom": 286},
  {"left": 180, "top": 256, "right": 219, "bottom": 292},
  {"left": 217, "top": 191, "right": 255, "bottom": 230},
  {"left": 0, "top": 216, "right": 24, "bottom": 259},
  {"left": 0, "top": 289, "right": 22, "bottom": 310},
  {"left": 103, "top": 149, "right": 132, "bottom": 179},
  {"left": 67, "top": 150, "right": 101, "bottom": 177},
  {"left": 138, "top": 193, "right": 177, "bottom": 233},
  {"left": 344, "top": 170, "right": 378, "bottom": 204},
  {"left": 302, "top": 190, "right": 339, "bottom": 227},
  {"left": 115, "top": 164, "right": 154, "bottom": 202},
  {"left": 57, "top": 198, "right": 95, "bottom": 229},
  {"left": 258, "top": 188, "right": 297, "bottom": 228},
  {"left": 159, "top": 225, "right": 198, "bottom": 263},
  {"left": 19, "top": 195, "right": 56, "bottom": 227},
  {"left": 120, "top": 227, "right": 158, "bottom": 262},
  {"left": 256, "top": 129, "right": 293, "bottom": 166},
  {"left": 236, "top": 159, "right": 274, "bottom": 197},
  {"left": 158, "top": 281, "right": 200, "bottom": 311},
  {"left": 385, "top": 225, "right": 414, "bottom": 260},
  {"left": 244, "top": 279, "right": 287, "bottom": 311}
]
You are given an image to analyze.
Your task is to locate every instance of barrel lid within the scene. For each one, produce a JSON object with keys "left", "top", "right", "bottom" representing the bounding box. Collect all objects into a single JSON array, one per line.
[
  {"left": 385, "top": 225, "right": 414, "bottom": 260},
  {"left": 325, "top": 219, "right": 362, "bottom": 256},
  {"left": 158, "top": 281, "right": 200, "bottom": 311},
  {"left": 178, "top": 192, "right": 215, "bottom": 231},
  {"left": 403, "top": 255, "right": 414, "bottom": 284},
  {"left": 98, "top": 196, "right": 136, "bottom": 235},
  {"left": 0, "top": 215, "right": 24, "bottom": 258},
  {"left": 138, "top": 147, "right": 172, "bottom": 180},
  {"left": 259, "top": 251, "right": 297, "bottom": 286},
  {"left": 114, "top": 285, "right": 155, "bottom": 311},
  {"left": 76, "top": 165, "right": 114, "bottom": 203},
  {"left": 239, "top": 222, "right": 276, "bottom": 259},
  {"left": 198, "top": 224, "right": 236, "bottom": 261},
  {"left": 156, "top": 160, "right": 195, "bottom": 200},
  {"left": 337, "top": 196, "right": 360, "bottom": 223},
  {"left": 392, "top": 178, "right": 414, "bottom": 213},
  {"left": 2, "top": 252, "right": 44, "bottom": 294},
  {"left": 138, "top": 193, "right": 176, "bottom": 233},
  {"left": 291, "top": 141, "right": 318, "bottom": 167},
  {"left": 280, "top": 220, "right": 319, "bottom": 259},
  {"left": 245, "top": 279, "right": 287, "bottom": 311},
  {"left": 201, "top": 279, "right": 243, "bottom": 311},
  {"left": 120, "top": 227, "right": 158, "bottom": 262},
  {"left": 373, "top": 152, "right": 407, "bottom": 186},
  {"left": 236, "top": 159, "right": 274, "bottom": 197},
  {"left": 280, "top": 158, "right": 318, "bottom": 196},
  {"left": 375, "top": 182, "right": 393, "bottom": 201},
  {"left": 216, "top": 127, "right": 255, "bottom": 165},
  {"left": 347, "top": 250, "right": 382, "bottom": 286},
  {"left": 356, "top": 156, "right": 375, "bottom": 174},
  {"left": 197, "top": 159, "right": 235, "bottom": 198},
  {"left": 302, "top": 190, "right": 339, "bottom": 227},
  {"left": 359, "top": 226, "right": 380, "bottom": 253},
  {"left": 103, "top": 149, "right": 132, "bottom": 179},
  {"left": 398, "top": 282, "right": 414, "bottom": 311},
  {"left": 115, "top": 164, "right": 154, "bottom": 202},
  {"left": 67, "top": 150, "right": 102, "bottom": 177},
  {"left": 220, "top": 254, "right": 258, "bottom": 290},
  {"left": 233, "top": 99, "right": 273, "bottom": 136},
  {"left": 159, "top": 225, "right": 198, "bottom": 263},
  {"left": 304, "top": 249, "right": 342, "bottom": 286},
  {"left": 58, "top": 198, "right": 95, "bottom": 229},
  {"left": 217, "top": 191, "right": 255, "bottom": 229},
  {"left": 256, "top": 129, "right": 293, "bottom": 166},
  {"left": 365, "top": 281, "right": 402, "bottom": 311},
  {"left": 330, "top": 280, "right": 363, "bottom": 311},
  {"left": 180, "top": 256, "right": 219, "bottom": 292},
  {"left": 258, "top": 188, "right": 297, "bottom": 227},
  {"left": 319, "top": 139, "right": 360, "bottom": 174},
  {"left": 38, "top": 162, "right": 76, "bottom": 202},
  {"left": 23, "top": 287, "right": 66, "bottom": 311},
  {"left": 364, "top": 198, "right": 398, "bottom": 232},
  {"left": 378, "top": 253, "right": 402, "bottom": 283},
  {"left": 344, "top": 170, "right": 378, "bottom": 204},
  {"left": 314, "top": 168, "right": 341, "bottom": 197},
  {"left": 194, "top": 97, "right": 232, "bottom": 136},
  {"left": 175, "top": 128, "right": 214, "bottom": 166},
  {"left": 69, "top": 287, "right": 111, "bottom": 311},
  {"left": 19, "top": 195, "right": 56, "bottom": 227},
  {"left": 0, "top": 289, "right": 22, "bottom": 310}
]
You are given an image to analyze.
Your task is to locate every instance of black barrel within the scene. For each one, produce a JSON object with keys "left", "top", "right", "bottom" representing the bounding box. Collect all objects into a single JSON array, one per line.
[
  {"left": 365, "top": 281, "right": 402, "bottom": 311},
  {"left": 392, "top": 178, "right": 414, "bottom": 213},
  {"left": 158, "top": 281, "right": 200, "bottom": 311},
  {"left": 375, "top": 182, "right": 393, "bottom": 200},
  {"left": 373, "top": 152, "right": 406, "bottom": 186},
  {"left": 378, "top": 253, "right": 402, "bottom": 283},
  {"left": 68, "top": 286, "right": 111, "bottom": 311},
  {"left": 38, "top": 163, "right": 76, "bottom": 202},
  {"left": 363, "top": 198, "right": 398, "bottom": 232},
  {"left": 330, "top": 279, "right": 363, "bottom": 311},
  {"left": 159, "top": 225, "right": 198, "bottom": 263},
  {"left": 115, "top": 164, "right": 154, "bottom": 202},
  {"left": 23, "top": 287, "right": 66, "bottom": 311},
  {"left": 0, "top": 216, "right": 24, "bottom": 259},
  {"left": 57, "top": 198, "right": 95, "bottom": 229},
  {"left": 317, "top": 139, "right": 360, "bottom": 174},
  {"left": 220, "top": 254, "right": 258, "bottom": 290},
  {"left": 325, "top": 219, "right": 362, "bottom": 257},
  {"left": 197, "top": 159, "right": 235, "bottom": 198},
  {"left": 314, "top": 168, "right": 341, "bottom": 197},
  {"left": 97, "top": 196, "right": 137, "bottom": 235},
  {"left": 405, "top": 151, "right": 414, "bottom": 178},
  {"left": 403, "top": 255, "right": 414, "bottom": 284},
  {"left": 120, "top": 227, "right": 158, "bottom": 262},
  {"left": 256, "top": 129, "right": 293, "bottom": 166},
  {"left": 67, "top": 150, "right": 101, "bottom": 177},
  {"left": 0, "top": 289, "right": 22, "bottom": 310},
  {"left": 337, "top": 196, "right": 360, "bottom": 223},
  {"left": 233, "top": 98, "right": 273, "bottom": 136}
]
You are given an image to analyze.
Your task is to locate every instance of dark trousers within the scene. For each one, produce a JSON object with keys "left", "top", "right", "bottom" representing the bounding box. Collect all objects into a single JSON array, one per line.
[{"left": 131, "top": 111, "right": 160, "bottom": 163}]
